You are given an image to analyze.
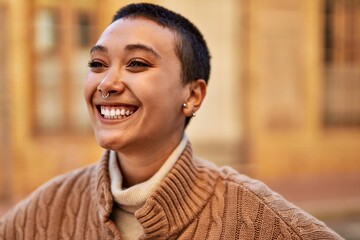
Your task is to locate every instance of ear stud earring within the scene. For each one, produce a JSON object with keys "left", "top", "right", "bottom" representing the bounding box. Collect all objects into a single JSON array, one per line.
[{"left": 182, "top": 102, "right": 196, "bottom": 117}]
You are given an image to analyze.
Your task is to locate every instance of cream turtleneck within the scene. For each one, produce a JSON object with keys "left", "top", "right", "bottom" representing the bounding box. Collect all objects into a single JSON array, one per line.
[{"left": 108, "top": 135, "right": 188, "bottom": 239}]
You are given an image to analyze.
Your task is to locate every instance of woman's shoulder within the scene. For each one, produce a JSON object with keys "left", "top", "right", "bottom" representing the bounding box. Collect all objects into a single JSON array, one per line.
[
  {"left": 41, "top": 163, "right": 97, "bottom": 191},
  {"left": 0, "top": 163, "right": 97, "bottom": 224},
  {"left": 26, "top": 163, "right": 98, "bottom": 204},
  {"left": 193, "top": 157, "right": 284, "bottom": 201},
  {"left": 192, "top": 157, "right": 343, "bottom": 239},
  {"left": 0, "top": 163, "right": 105, "bottom": 239}
]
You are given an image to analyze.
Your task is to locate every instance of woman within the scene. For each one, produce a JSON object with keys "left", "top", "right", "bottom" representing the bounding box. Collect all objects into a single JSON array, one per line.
[{"left": 0, "top": 3, "right": 342, "bottom": 239}]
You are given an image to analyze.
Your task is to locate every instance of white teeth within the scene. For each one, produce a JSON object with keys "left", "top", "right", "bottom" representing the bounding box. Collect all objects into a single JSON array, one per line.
[{"left": 100, "top": 106, "right": 135, "bottom": 119}]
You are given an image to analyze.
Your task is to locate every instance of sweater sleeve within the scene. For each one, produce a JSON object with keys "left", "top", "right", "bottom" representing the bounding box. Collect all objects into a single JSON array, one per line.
[{"left": 0, "top": 165, "right": 99, "bottom": 240}]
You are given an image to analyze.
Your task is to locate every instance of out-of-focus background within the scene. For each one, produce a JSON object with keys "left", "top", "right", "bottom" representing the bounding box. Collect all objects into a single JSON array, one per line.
[{"left": 0, "top": 0, "right": 359, "bottom": 238}]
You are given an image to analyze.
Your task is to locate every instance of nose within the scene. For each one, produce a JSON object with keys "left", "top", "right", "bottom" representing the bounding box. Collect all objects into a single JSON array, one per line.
[{"left": 97, "top": 68, "right": 125, "bottom": 97}]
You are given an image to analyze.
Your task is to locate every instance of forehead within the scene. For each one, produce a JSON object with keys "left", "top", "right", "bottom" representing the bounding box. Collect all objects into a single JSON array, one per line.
[{"left": 95, "top": 17, "right": 177, "bottom": 56}]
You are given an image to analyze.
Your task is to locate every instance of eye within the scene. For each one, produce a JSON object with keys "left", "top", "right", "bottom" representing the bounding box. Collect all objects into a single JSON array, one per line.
[
  {"left": 126, "top": 59, "right": 151, "bottom": 73},
  {"left": 88, "top": 60, "right": 108, "bottom": 73}
]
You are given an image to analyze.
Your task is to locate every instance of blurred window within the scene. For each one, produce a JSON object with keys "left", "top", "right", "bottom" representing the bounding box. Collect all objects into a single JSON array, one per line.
[
  {"left": 70, "top": 11, "right": 95, "bottom": 131},
  {"left": 323, "top": 0, "right": 360, "bottom": 127},
  {"left": 34, "top": 9, "right": 62, "bottom": 131},
  {"left": 33, "top": 7, "right": 94, "bottom": 134}
]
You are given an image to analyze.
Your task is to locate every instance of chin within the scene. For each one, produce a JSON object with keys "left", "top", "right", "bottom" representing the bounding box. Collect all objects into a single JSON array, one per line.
[{"left": 95, "top": 132, "right": 122, "bottom": 150}]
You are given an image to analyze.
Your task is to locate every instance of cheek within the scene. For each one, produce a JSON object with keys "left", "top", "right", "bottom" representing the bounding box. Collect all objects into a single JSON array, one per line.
[{"left": 83, "top": 73, "right": 98, "bottom": 104}]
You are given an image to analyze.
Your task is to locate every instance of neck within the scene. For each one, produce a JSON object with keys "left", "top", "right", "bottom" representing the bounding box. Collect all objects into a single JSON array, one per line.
[{"left": 116, "top": 134, "right": 183, "bottom": 188}]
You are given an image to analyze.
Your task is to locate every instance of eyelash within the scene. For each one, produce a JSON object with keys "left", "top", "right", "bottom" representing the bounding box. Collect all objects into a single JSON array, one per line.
[
  {"left": 88, "top": 60, "right": 107, "bottom": 68},
  {"left": 87, "top": 59, "right": 151, "bottom": 72},
  {"left": 126, "top": 60, "right": 150, "bottom": 68}
]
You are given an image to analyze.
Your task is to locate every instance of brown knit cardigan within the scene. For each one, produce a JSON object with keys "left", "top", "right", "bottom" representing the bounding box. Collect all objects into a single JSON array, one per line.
[{"left": 0, "top": 144, "right": 343, "bottom": 239}]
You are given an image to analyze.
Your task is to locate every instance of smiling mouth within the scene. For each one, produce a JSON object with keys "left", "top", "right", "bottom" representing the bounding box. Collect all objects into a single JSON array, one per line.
[{"left": 97, "top": 105, "right": 138, "bottom": 119}]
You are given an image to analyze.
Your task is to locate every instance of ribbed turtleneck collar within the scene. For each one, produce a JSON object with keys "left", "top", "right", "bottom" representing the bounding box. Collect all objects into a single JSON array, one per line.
[
  {"left": 95, "top": 142, "right": 219, "bottom": 239},
  {"left": 109, "top": 135, "right": 188, "bottom": 213}
]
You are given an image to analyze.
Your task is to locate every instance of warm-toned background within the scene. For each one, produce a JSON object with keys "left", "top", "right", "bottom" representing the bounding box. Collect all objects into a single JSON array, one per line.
[{"left": 1, "top": 0, "right": 359, "bottom": 238}]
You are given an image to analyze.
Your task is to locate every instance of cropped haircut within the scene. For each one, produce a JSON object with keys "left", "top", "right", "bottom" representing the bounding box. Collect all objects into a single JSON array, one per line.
[
  {"left": 112, "top": 3, "right": 211, "bottom": 85},
  {"left": 112, "top": 3, "right": 210, "bottom": 127}
]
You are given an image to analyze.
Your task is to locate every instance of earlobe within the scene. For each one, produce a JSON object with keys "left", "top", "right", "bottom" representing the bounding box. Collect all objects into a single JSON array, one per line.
[{"left": 182, "top": 79, "right": 207, "bottom": 117}]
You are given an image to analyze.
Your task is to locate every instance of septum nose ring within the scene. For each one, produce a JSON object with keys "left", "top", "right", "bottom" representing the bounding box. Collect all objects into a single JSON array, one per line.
[
  {"left": 97, "top": 85, "right": 110, "bottom": 99},
  {"left": 102, "top": 92, "right": 110, "bottom": 99}
]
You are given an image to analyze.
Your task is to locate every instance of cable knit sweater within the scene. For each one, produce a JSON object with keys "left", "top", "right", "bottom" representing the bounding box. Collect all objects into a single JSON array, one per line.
[{"left": 0, "top": 143, "right": 343, "bottom": 239}]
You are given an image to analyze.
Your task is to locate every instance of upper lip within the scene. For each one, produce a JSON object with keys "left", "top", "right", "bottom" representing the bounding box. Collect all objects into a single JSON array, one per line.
[
  {"left": 97, "top": 103, "right": 138, "bottom": 108},
  {"left": 94, "top": 100, "right": 140, "bottom": 107}
]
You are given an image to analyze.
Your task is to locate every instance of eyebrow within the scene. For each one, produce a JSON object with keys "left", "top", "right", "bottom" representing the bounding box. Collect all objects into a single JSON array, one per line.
[
  {"left": 124, "top": 44, "right": 161, "bottom": 59},
  {"left": 90, "top": 43, "right": 161, "bottom": 59},
  {"left": 90, "top": 45, "right": 108, "bottom": 54}
]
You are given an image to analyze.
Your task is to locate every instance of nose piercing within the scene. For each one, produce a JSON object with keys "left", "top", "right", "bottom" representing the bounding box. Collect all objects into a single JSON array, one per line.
[
  {"left": 97, "top": 85, "right": 110, "bottom": 99},
  {"left": 102, "top": 92, "right": 110, "bottom": 99}
]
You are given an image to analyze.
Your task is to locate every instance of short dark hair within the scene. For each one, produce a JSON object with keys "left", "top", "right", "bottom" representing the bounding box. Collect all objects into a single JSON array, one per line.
[{"left": 112, "top": 3, "right": 211, "bottom": 85}]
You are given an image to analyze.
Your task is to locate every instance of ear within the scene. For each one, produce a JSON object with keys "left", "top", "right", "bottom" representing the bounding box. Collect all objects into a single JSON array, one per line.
[{"left": 183, "top": 79, "right": 207, "bottom": 117}]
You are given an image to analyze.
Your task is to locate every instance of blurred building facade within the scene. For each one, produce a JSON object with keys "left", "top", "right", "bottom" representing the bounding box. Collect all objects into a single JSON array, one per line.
[{"left": 0, "top": 0, "right": 359, "bottom": 219}]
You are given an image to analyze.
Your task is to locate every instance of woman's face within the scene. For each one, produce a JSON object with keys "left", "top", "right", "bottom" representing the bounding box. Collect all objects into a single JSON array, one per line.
[{"left": 84, "top": 17, "right": 189, "bottom": 153}]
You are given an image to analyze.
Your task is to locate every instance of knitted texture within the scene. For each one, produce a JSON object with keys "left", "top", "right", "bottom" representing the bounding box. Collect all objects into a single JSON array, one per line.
[{"left": 0, "top": 144, "right": 343, "bottom": 239}]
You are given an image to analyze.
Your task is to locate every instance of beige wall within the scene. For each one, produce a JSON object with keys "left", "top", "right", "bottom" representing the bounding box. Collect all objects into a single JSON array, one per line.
[{"left": 245, "top": 0, "right": 360, "bottom": 179}]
